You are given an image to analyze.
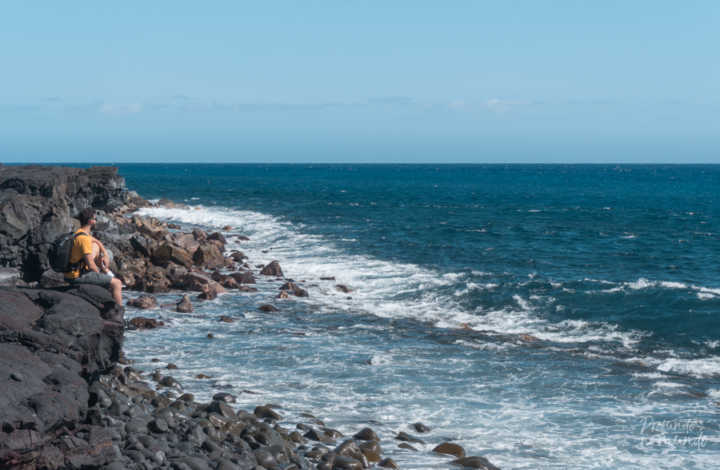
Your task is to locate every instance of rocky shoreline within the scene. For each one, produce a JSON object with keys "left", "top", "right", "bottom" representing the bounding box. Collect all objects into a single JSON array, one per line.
[{"left": 0, "top": 165, "right": 499, "bottom": 470}]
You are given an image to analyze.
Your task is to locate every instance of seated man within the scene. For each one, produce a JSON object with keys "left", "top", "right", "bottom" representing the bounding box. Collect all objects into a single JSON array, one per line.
[{"left": 64, "top": 208, "right": 123, "bottom": 305}]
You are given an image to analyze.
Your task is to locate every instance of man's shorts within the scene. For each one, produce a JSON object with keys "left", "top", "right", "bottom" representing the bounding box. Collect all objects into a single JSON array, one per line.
[{"left": 69, "top": 271, "right": 113, "bottom": 287}]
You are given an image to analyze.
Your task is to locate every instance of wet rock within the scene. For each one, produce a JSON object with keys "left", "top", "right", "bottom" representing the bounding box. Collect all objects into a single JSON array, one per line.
[
  {"left": 193, "top": 244, "right": 225, "bottom": 270},
  {"left": 450, "top": 456, "right": 500, "bottom": 470},
  {"left": 230, "top": 251, "right": 246, "bottom": 261},
  {"left": 148, "top": 418, "right": 169, "bottom": 433},
  {"left": 237, "top": 285, "right": 259, "bottom": 293},
  {"left": 208, "top": 400, "right": 236, "bottom": 419},
  {"left": 195, "top": 374, "right": 211, "bottom": 379},
  {"left": 128, "top": 316, "right": 164, "bottom": 329},
  {"left": 320, "top": 276, "right": 336, "bottom": 281},
  {"left": 378, "top": 458, "right": 398, "bottom": 469},
  {"left": 333, "top": 455, "right": 364, "bottom": 470},
  {"left": 236, "top": 235, "right": 250, "bottom": 241},
  {"left": 395, "top": 431, "right": 424, "bottom": 444},
  {"left": 206, "top": 333, "right": 214, "bottom": 339},
  {"left": 167, "top": 363, "right": 178, "bottom": 369},
  {"left": 335, "top": 440, "right": 368, "bottom": 467},
  {"left": 127, "top": 294, "right": 158, "bottom": 309},
  {"left": 255, "top": 405, "right": 283, "bottom": 421},
  {"left": 151, "top": 242, "right": 193, "bottom": 269},
  {"left": 260, "top": 260, "right": 284, "bottom": 277},
  {"left": 220, "top": 276, "right": 240, "bottom": 289},
  {"left": 277, "top": 290, "right": 290, "bottom": 299},
  {"left": 353, "top": 427, "right": 379, "bottom": 441},
  {"left": 335, "top": 284, "right": 352, "bottom": 293},
  {"left": 213, "top": 392, "right": 236, "bottom": 403},
  {"left": 280, "top": 281, "right": 309, "bottom": 297},
  {"left": 230, "top": 270, "right": 256, "bottom": 284},
  {"left": 197, "top": 282, "right": 222, "bottom": 300},
  {"left": 398, "top": 443, "right": 418, "bottom": 451},
  {"left": 304, "top": 427, "right": 335, "bottom": 444},
  {"left": 222, "top": 225, "right": 233, "bottom": 231},
  {"left": 158, "top": 375, "right": 180, "bottom": 387},
  {"left": 178, "top": 393, "right": 195, "bottom": 402},
  {"left": 412, "top": 422, "right": 431, "bottom": 433},
  {"left": 219, "top": 315, "right": 234, "bottom": 323},
  {"left": 142, "top": 264, "right": 173, "bottom": 293},
  {"left": 176, "top": 294, "right": 193, "bottom": 313},
  {"left": 259, "top": 304, "right": 279, "bottom": 313},
  {"left": 433, "top": 442, "right": 465, "bottom": 458},
  {"left": 359, "top": 440, "right": 382, "bottom": 462}
]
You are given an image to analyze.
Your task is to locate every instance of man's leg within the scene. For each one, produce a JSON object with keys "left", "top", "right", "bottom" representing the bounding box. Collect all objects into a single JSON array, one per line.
[{"left": 109, "top": 277, "right": 123, "bottom": 305}]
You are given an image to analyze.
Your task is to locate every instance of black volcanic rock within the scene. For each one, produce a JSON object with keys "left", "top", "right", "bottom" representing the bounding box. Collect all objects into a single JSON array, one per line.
[
  {"left": 0, "top": 165, "right": 148, "bottom": 282},
  {"left": 0, "top": 286, "right": 123, "bottom": 465}
]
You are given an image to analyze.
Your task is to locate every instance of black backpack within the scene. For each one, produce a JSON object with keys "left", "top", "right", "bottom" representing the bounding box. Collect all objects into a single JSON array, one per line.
[{"left": 49, "top": 231, "right": 89, "bottom": 273}]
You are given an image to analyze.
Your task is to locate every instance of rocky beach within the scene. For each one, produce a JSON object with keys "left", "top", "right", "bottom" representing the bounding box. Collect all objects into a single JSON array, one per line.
[{"left": 0, "top": 165, "right": 499, "bottom": 470}]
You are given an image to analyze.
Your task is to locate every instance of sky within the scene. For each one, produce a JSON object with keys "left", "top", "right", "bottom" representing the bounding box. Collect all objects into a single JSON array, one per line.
[{"left": 1, "top": 1, "right": 718, "bottom": 163}]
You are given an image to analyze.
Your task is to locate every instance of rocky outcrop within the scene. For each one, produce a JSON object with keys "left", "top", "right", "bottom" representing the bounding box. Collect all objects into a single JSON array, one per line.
[
  {"left": 0, "top": 165, "right": 147, "bottom": 282},
  {"left": 0, "top": 286, "right": 123, "bottom": 468}
]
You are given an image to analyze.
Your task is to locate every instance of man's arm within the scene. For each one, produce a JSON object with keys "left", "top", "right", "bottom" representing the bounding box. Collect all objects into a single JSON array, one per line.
[
  {"left": 83, "top": 253, "right": 100, "bottom": 273},
  {"left": 92, "top": 238, "right": 110, "bottom": 272}
]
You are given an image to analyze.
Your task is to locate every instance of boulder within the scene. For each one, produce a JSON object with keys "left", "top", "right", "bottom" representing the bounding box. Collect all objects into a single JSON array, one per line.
[
  {"left": 280, "top": 282, "right": 309, "bottom": 297},
  {"left": 128, "top": 317, "right": 164, "bottom": 329},
  {"left": 395, "top": 431, "right": 424, "bottom": 444},
  {"left": 260, "top": 260, "right": 284, "bottom": 277},
  {"left": 230, "top": 271, "right": 255, "bottom": 284},
  {"left": 152, "top": 243, "right": 193, "bottom": 269},
  {"left": 413, "top": 422, "right": 431, "bottom": 433},
  {"left": 258, "top": 304, "right": 279, "bottom": 313},
  {"left": 433, "top": 442, "right": 465, "bottom": 458},
  {"left": 450, "top": 456, "right": 500, "bottom": 470},
  {"left": 193, "top": 244, "right": 225, "bottom": 270},
  {"left": 230, "top": 251, "right": 246, "bottom": 262},
  {"left": 353, "top": 428, "right": 379, "bottom": 442},
  {"left": 127, "top": 294, "right": 158, "bottom": 309},
  {"left": 335, "top": 284, "right": 352, "bottom": 293},
  {"left": 198, "top": 283, "right": 222, "bottom": 300},
  {"left": 181, "top": 272, "right": 226, "bottom": 294},
  {"left": 176, "top": 294, "right": 193, "bottom": 313}
]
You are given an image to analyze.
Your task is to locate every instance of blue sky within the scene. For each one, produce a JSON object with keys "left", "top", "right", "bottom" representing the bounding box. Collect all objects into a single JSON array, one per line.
[{"left": 1, "top": 1, "right": 718, "bottom": 163}]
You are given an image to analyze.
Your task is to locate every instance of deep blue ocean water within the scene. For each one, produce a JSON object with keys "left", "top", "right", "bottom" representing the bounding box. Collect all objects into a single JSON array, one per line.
[{"left": 115, "top": 164, "right": 719, "bottom": 469}]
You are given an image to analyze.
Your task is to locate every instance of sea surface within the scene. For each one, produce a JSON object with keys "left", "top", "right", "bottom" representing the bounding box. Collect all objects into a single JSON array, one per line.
[{"left": 116, "top": 164, "right": 720, "bottom": 469}]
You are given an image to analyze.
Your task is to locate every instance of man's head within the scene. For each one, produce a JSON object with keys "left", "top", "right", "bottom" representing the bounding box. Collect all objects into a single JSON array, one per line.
[{"left": 78, "top": 208, "right": 96, "bottom": 227}]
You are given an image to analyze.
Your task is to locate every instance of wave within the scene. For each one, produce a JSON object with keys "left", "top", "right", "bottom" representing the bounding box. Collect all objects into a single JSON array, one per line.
[{"left": 135, "top": 205, "right": 716, "bottom": 379}]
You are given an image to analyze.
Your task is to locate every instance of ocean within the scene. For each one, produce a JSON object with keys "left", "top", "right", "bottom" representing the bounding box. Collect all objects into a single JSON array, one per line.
[{"left": 118, "top": 164, "right": 719, "bottom": 469}]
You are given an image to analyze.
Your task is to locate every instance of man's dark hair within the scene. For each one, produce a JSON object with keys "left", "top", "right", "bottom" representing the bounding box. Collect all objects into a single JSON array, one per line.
[{"left": 78, "top": 208, "right": 96, "bottom": 226}]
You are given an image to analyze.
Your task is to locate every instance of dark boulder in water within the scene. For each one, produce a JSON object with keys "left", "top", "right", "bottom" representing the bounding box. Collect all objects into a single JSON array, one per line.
[
  {"left": 335, "top": 284, "right": 352, "bottom": 293},
  {"left": 128, "top": 316, "right": 164, "bottom": 329},
  {"left": 413, "top": 422, "right": 431, "bottom": 433},
  {"left": 127, "top": 294, "right": 158, "bottom": 309},
  {"left": 353, "top": 427, "right": 379, "bottom": 441},
  {"left": 176, "top": 294, "right": 193, "bottom": 312},
  {"left": 259, "top": 304, "right": 279, "bottom": 313},
  {"left": 280, "top": 281, "right": 309, "bottom": 297},
  {"left": 395, "top": 431, "right": 424, "bottom": 444},
  {"left": 450, "top": 456, "right": 500, "bottom": 470},
  {"left": 230, "top": 270, "right": 256, "bottom": 284},
  {"left": 433, "top": 442, "right": 465, "bottom": 458},
  {"left": 254, "top": 405, "right": 282, "bottom": 421},
  {"left": 260, "top": 260, "right": 284, "bottom": 277}
]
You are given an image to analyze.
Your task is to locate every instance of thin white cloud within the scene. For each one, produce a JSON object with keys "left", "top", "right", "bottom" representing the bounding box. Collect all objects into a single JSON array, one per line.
[{"left": 99, "top": 102, "right": 143, "bottom": 115}]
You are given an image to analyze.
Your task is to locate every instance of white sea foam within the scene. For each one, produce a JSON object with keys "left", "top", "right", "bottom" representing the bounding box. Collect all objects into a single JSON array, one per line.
[
  {"left": 135, "top": 205, "right": 647, "bottom": 351},
  {"left": 657, "top": 357, "right": 720, "bottom": 378}
]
